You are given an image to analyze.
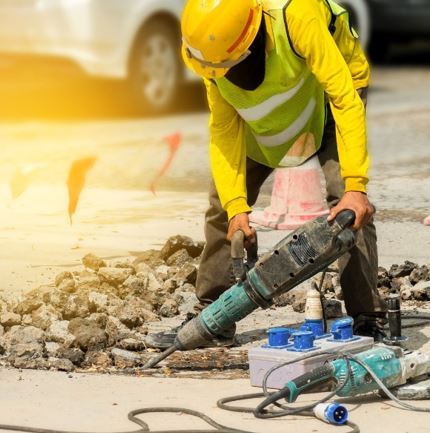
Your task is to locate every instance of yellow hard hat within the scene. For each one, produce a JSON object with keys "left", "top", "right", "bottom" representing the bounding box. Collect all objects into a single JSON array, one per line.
[{"left": 181, "top": 0, "right": 263, "bottom": 79}]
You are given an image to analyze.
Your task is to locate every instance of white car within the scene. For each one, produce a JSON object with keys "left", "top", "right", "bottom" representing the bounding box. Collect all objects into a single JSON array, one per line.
[{"left": 0, "top": 0, "right": 191, "bottom": 114}]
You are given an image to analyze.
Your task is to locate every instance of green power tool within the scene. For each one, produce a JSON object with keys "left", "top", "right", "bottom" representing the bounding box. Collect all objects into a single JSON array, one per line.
[
  {"left": 257, "top": 345, "right": 430, "bottom": 405},
  {"left": 143, "top": 210, "right": 356, "bottom": 369}
]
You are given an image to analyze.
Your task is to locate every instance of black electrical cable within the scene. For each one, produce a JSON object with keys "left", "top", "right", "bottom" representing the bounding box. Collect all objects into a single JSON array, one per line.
[
  {"left": 217, "top": 352, "right": 357, "bottom": 428},
  {"left": 314, "top": 268, "right": 328, "bottom": 333},
  {"left": 0, "top": 407, "right": 258, "bottom": 433},
  {"left": 399, "top": 314, "right": 430, "bottom": 328}
]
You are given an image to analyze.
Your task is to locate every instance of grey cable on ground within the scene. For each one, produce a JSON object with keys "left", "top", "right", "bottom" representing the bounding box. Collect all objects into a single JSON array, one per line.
[
  {"left": 345, "top": 354, "right": 430, "bottom": 413},
  {"left": 0, "top": 407, "right": 258, "bottom": 433}
]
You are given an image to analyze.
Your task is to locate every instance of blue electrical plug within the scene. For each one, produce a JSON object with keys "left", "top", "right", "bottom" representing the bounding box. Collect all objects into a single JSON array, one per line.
[{"left": 313, "top": 402, "right": 348, "bottom": 425}]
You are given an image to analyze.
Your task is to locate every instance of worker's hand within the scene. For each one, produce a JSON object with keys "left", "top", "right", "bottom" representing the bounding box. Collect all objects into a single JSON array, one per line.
[
  {"left": 327, "top": 191, "right": 375, "bottom": 230},
  {"left": 227, "top": 213, "right": 256, "bottom": 246}
]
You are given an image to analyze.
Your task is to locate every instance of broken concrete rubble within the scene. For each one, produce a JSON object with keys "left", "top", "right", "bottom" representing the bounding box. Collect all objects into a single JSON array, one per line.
[{"left": 0, "top": 235, "right": 428, "bottom": 374}]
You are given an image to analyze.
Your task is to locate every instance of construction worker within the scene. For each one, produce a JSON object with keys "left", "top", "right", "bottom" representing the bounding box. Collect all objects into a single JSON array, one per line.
[{"left": 146, "top": 0, "right": 387, "bottom": 348}]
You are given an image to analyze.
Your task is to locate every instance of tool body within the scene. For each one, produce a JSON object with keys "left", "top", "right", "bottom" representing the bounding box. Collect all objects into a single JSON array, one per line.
[
  {"left": 174, "top": 210, "right": 356, "bottom": 351},
  {"left": 285, "top": 346, "right": 430, "bottom": 403}
]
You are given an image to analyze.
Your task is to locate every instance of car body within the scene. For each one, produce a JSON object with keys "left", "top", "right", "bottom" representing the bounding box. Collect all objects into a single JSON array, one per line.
[
  {"left": 339, "top": 0, "right": 430, "bottom": 54},
  {"left": 368, "top": 0, "right": 430, "bottom": 39},
  {"left": 0, "top": 0, "right": 190, "bottom": 113},
  {"left": 0, "top": 0, "right": 428, "bottom": 113}
]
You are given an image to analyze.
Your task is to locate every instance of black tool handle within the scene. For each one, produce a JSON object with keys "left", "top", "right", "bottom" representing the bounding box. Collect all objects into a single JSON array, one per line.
[
  {"left": 231, "top": 230, "right": 245, "bottom": 259},
  {"left": 334, "top": 209, "right": 356, "bottom": 229},
  {"left": 285, "top": 364, "right": 335, "bottom": 403}
]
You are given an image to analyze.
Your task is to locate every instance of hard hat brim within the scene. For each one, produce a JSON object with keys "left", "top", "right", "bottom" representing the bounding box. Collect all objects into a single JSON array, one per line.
[{"left": 181, "top": 45, "right": 229, "bottom": 79}]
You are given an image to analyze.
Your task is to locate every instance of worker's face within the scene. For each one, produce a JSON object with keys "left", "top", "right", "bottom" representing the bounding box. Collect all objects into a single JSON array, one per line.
[{"left": 225, "top": 17, "right": 266, "bottom": 90}]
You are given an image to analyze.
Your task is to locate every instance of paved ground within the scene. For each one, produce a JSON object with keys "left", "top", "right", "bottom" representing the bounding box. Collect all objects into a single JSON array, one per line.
[
  {"left": 0, "top": 56, "right": 429, "bottom": 433},
  {"left": 0, "top": 368, "right": 429, "bottom": 433}
]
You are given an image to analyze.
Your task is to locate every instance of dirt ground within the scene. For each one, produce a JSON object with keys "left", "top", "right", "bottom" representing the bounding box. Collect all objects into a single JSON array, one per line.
[{"left": 0, "top": 61, "right": 429, "bottom": 433}]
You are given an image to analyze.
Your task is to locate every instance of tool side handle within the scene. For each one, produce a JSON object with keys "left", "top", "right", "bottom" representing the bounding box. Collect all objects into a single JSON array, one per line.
[
  {"left": 334, "top": 209, "right": 356, "bottom": 229},
  {"left": 285, "top": 364, "right": 335, "bottom": 403}
]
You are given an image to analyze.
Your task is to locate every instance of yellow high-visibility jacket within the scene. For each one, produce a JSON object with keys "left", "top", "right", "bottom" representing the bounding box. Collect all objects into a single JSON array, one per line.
[{"left": 205, "top": 0, "right": 370, "bottom": 220}]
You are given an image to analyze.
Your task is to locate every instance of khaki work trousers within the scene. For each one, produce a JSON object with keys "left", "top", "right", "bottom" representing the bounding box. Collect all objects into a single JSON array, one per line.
[{"left": 196, "top": 106, "right": 387, "bottom": 321}]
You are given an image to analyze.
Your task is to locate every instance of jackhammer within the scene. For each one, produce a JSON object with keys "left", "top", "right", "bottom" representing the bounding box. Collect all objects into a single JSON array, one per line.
[{"left": 143, "top": 209, "right": 356, "bottom": 369}]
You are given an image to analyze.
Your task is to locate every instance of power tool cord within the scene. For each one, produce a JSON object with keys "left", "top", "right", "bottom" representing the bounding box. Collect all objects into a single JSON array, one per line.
[
  {"left": 345, "top": 353, "right": 430, "bottom": 413},
  {"left": 0, "top": 407, "right": 258, "bottom": 433},
  {"left": 217, "top": 353, "right": 360, "bottom": 432}
]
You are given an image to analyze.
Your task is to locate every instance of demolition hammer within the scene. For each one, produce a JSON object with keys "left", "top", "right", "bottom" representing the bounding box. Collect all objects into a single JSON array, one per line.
[{"left": 143, "top": 210, "right": 356, "bottom": 369}]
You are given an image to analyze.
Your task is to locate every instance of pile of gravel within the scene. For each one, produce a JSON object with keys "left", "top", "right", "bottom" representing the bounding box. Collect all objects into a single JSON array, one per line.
[
  {"left": 0, "top": 235, "right": 203, "bottom": 371},
  {"left": 276, "top": 260, "right": 430, "bottom": 314}
]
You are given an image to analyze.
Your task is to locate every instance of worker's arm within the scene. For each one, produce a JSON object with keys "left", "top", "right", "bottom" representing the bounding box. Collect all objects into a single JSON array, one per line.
[
  {"left": 204, "top": 79, "right": 256, "bottom": 240},
  {"left": 286, "top": 0, "right": 373, "bottom": 229}
]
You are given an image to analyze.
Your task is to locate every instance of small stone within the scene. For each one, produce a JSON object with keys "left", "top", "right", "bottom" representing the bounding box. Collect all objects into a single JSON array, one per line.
[
  {"left": 98, "top": 267, "right": 134, "bottom": 287},
  {"left": 62, "top": 293, "right": 90, "bottom": 320},
  {"left": 159, "top": 299, "right": 179, "bottom": 318},
  {"left": 174, "top": 263, "right": 198, "bottom": 285},
  {"left": 391, "top": 277, "right": 411, "bottom": 292},
  {"left": 88, "top": 292, "right": 109, "bottom": 313},
  {"left": 55, "top": 272, "right": 74, "bottom": 287},
  {"left": 133, "top": 249, "right": 165, "bottom": 269},
  {"left": 57, "top": 278, "right": 76, "bottom": 293},
  {"left": 162, "top": 279, "right": 179, "bottom": 295},
  {"left": 160, "top": 235, "right": 204, "bottom": 260},
  {"left": 377, "top": 267, "right": 391, "bottom": 288},
  {"left": 166, "top": 249, "right": 192, "bottom": 267},
  {"left": 89, "top": 313, "right": 108, "bottom": 329},
  {"left": 411, "top": 280, "right": 430, "bottom": 301},
  {"left": 31, "top": 305, "right": 59, "bottom": 331},
  {"left": 49, "top": 291, "right": 69, "bottom": 311},
  {"left": 14, "top": 287, "right": 50, "bottom": 315},
  {"left": 75, "top": 271, "right": 101, "bottom": 291},
  {"left": 123, "top": 274, "right": 148, "bottom": 297},
  {"left": 22, "top": 314, "right": 33, "bottom": 326},
  {"left": 334, "top": 285, "right": 344, "bottom": 301},
  {"left": 324, "top": 299, "right": 343, "bottom": 319},
  {"left": 46, "top": 320, "right": 75, "bottom": 346},
  {"left": 155, "top": 265, "right": 170, "bottom": 281},
  {"left": 82, "top": 253, "right": 106, "bottom": 271},
  {"left": 400, "top": 285, "right": 412, "bottom": 301},
  {"left": 45, "top": 342, "right": 61, "bottom": 357},
  {"left": 275, "top": 286, "right": 308, "bottom": 312},
  {"left": 85, "top": 351, "right": 112, "bottom": 369},
  {"left": 111, "top": 348, "right": 142, "bottom": 369},
  {"left": 2, "top": 326, "right": 45, "bottom": 358},
  {"left": 410, "top": 266, "right": 429, "bottom": 285},
  {"left": 12, "top": 357, "right": 49, "bottom": 370},
  {"left": 118, "top": 338, "right": 145, "bottom": 352},
  {"left": 176, "top": 291, "right": 199, "bottom": 315},
  {"left": 68, "top": 318, "right": 107, "bottom": 351},
  {"left": 378, "top": 286, "right": 391, "bottom": 298},
  {"left": 48, "top": 357, "right": 74, "bottom": 372},
  {"left": 0, "top": 312, "right": 21, "bottom": 328},
  {"left": 56, "top": 347, "right": 85, "bottom": 366},
  {"left": 115, "top": 298, "right": 158, "bottom": 329},
  {"left": 388, "top": 261, "right": 417, "bottom": 279},
  {"left": 105, "top": 316, "right": 134, "bottom": 346}
]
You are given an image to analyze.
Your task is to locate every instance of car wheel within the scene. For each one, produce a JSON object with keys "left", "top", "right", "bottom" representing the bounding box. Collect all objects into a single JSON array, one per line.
[
  {"left": 338, "top": 0, "right": 371, "bottom": 50},
  {"left": 129, "top": 18, "right": 182, "bottom": 115}
]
